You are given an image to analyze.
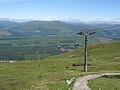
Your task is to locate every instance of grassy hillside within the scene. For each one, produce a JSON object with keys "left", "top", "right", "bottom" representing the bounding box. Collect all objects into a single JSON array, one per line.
[
  {"left": 88, "top": 75, "right": 120, "bottom": 90},
  {"left": 0, "top": 42, "right": 120, "bottom": 90},
  {"left": 47, "top": 41, "right": 120, "bottom": 72}
]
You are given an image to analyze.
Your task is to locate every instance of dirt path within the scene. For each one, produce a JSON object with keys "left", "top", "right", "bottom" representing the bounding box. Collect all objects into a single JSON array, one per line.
[{"left": 73, "top": 73, "right": 120, "bottom": 90}]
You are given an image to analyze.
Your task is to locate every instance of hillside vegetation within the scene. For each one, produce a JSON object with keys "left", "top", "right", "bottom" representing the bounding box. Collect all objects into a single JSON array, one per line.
[
  {"left": 0, "top": 42, "right": 120, "bottom": 90},
  {"left": 0, "top": 20, "right": 120, "bottom": 38},
  {"left": 0, "top": 30, "right": 11, "bottom": 36},
  {"left": 88, "top": 75, "right": 120, "bottom": 90},
  {"left": 0, "top": 20, "right": 120, "bottom": 60}
]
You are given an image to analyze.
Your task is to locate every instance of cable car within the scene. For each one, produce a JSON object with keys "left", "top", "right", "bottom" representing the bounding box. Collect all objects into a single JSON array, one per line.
[
  {"left": 74, "top": 42, "right": 79, "bottom": 47},
  {"left": 57, "top": 45, "right": 62, "bottom": 49}
]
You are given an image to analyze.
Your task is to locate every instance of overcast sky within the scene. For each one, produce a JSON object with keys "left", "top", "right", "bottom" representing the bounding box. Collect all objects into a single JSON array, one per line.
[{"left": 0, "top": 0, "right": 120, "bottom": 20}]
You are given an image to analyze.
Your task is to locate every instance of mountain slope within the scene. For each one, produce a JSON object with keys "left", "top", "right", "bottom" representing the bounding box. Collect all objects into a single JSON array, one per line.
[
  {"left": 0, "top": 20, "right": 119, "bottom": 38},
  {"left": 46, "top": 41, "right": 120, "bottom": 71},
  {"left": 0, "top": 42, "right": 120, "bottom": 90},
  {"left": 0, "top": 29, "right": 12, "bottom": 36}
]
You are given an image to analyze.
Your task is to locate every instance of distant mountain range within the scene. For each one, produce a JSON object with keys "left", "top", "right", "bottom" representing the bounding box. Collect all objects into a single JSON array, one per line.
[
  {"left": 63, "top": 19, "right": 120, "bottom": 24},
  {"left": 0, "top": 19, "right": 119, "bottom": 61},
  {"left": 0, "top": 19, "right": 120, "bottom": 40},
  {"left": 1, "top": 18, "right": 120, "bottom": 24}
]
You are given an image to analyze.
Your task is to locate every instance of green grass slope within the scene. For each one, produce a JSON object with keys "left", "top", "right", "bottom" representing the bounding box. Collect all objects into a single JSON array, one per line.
[
  {"left": 47, "top": 41, "right": 120, "bottom": 72},
  {"left": 88, "top": 75, "right": 120, "bottom": 90},
  {"left": 0, "top": 42, "right": 120, "bottom": 90}
]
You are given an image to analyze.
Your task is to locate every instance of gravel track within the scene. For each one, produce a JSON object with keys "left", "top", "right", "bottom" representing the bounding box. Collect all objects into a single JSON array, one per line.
[{"left": 73, "top": 73, "right": 120, "bottom": 90}]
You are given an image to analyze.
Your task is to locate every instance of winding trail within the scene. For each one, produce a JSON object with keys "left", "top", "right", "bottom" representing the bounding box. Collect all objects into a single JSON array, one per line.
[{"left": 73, "top": 73, "right": 120, "bottom": 90}]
